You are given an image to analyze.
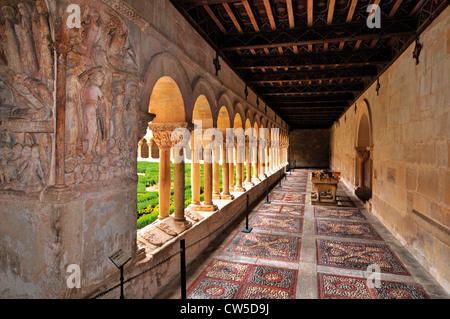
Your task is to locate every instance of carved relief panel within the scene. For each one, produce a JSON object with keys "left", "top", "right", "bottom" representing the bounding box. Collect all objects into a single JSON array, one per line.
[
  {"left": 63, "top": 2, "right": 140, "bottom": 185},
  {"left": 0, "top": 0, "right": 55, "bottom": 193}
]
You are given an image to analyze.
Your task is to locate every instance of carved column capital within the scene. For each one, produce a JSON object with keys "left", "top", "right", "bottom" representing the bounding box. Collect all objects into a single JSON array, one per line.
[
  {"left": 355, "top": 147, "right": 370, "bottom": 162},
  {"left": 148, "top": 122, "right": 189, "bottom": 150},
  {"left": 53, "top": 40, "right": 72, "bottom": 59}
]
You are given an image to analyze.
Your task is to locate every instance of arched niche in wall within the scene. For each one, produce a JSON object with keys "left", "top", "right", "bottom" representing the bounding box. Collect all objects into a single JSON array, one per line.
[{"left": 354, "top": 99, "right": 373, "bottom": 202}]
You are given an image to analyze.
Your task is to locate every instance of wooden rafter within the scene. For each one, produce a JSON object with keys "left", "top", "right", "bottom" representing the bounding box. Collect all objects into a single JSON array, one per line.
[
  {"left": 203, "top": 4, "right": 227, "bottom": 34},
  {"left": 223, "top": 3, "right": 243, "bottom": 33},
  {"left": 307, "top": 0, "right": 313, "bottom": 27},
  {"left": 327, "top": 0, "right": 336, "bottom": 25},
  {"left": 286, "top": 0, "right": 295, "bottom": 28},
  {"left": 346, "top": 0, "right": 359, "bottom": 22},
  {"left": 388, "top": 0, "right": 404, "bottom": 18},
  {"left": 263, "top": 0, "right": 276, "bottom": 30},
  {"left": 242, "top": 0, "right": 259, "bottom": 31}
]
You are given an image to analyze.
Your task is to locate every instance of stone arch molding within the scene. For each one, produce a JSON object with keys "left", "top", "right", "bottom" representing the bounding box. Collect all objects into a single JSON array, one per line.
[
  {"left": 139, "top": 52, "right": 192, "bottom": 116},
  {"left": 355, "top": 99, "right": 373, "bottom": 149},
  {"left": 215, "top": 91, "right": 234, "bottom": 127},
  {"left": 190, "top": 76, "right": 218, "bottom": 127}
]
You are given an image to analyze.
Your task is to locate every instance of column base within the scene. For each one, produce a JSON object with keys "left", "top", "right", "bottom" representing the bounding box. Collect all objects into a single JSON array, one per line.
[
  {"left": 233, "top": 186, "right": 246, "bottom": 192},
  {"left": 259, "top": 174, "right": 267, "bottom": 180},
  {"left": 198, "top": 203, "right": 219, "bottom": 212},
  {"left": 173, "top": 218, "right": 193, "bottom": 231},
  {"left": 42, "top": 184, "right": 72, "bottom": 203},
  {"left": 155, "top": 216, "right": 191, "bottom": 236},
  {"left": 212, "top": 193, "right": 222, "bottom": 200},
  {"left": 220, "top": 193, "right": 234, "bottom": 200},
  {"left": 188, "top": 203, "right": 203, "bottom": 211},
  {"left": 244, "top": 181, "right": 254, "bottom": 187},
  {"left": 252, "top": 177, "right": 261, "bottom": 183}
]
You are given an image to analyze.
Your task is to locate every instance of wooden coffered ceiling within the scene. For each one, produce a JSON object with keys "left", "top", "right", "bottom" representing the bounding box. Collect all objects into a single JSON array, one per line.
[{"left": 169, "top": 0, "right": 448, "bottom": 129}]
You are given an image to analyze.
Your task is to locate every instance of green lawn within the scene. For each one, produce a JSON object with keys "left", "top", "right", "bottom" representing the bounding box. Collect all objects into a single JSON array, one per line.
[{"left": 136, "top": 161, "right": 250, "bottom": 229}]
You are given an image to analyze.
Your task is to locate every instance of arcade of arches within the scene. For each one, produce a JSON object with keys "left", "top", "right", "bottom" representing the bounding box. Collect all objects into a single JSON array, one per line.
[{"left": 0, "top": 0, "right": 448, "bottom": 299}]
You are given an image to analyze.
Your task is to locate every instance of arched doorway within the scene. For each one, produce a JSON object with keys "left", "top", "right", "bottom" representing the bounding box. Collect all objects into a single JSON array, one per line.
[{"left": 355, "top": 100, "right": 373, "bottom": 202}]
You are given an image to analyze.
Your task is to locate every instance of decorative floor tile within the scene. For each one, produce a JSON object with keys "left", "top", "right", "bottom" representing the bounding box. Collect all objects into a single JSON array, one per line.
[
  {"left": 270, "top": 192, "right": 305, "bottom": 205},
  {"left": 187, "top": 260, "right": 298, "bottom": 299},
  {"left": 256, "top": 203, "right": 304, "bottom": 216},
  {"left": 205, "top": 260, "right": 251, "bottom": 282},
  {"left": 314, "top": 207, "right": 366, "bottom": 221},
  {"left": 238, "top": 285, "right": 292, "bottom": 299},
  {"left": 249, "top": 214, "right": 303, "bottom": 233},
  {"left": 249, "top": 266, "right": 296, "bottom": 289},
  {"left": 317, "top": 273, "right": 429, "bottom": 299},
  {"left": 224, "top": 232, "right": 301, "bottom": 262},
  {"left": 318, "top": 273, "right": 373, "bottom": 299},
  {"left": 374, "top": 280, "right": 430, "bottom": 299},
  {"left": 316, "top": 239, "right": 410, "bottom": 275},
  {"left": 188, "top": 279, "right": 240, "bottom": 299},
  {"left": 315, "top": 220, "right": 383, "bottom": 240}
]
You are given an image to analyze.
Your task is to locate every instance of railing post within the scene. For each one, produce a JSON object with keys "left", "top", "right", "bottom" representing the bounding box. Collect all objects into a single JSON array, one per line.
[
  {"left": 265, "top": 178, "right": 271, "bottom": 204},
  {"left": 278, "top": 170, "right": 282, "bottom": 188},
  {"left": 119, "top": 266, "right": 124, "bottom": 299},
  {"left": 242, "top": 193, "right": 253, "bottom": 233},
  {"left": 180, "top": 239, "right": 187, "bottom": 299}
]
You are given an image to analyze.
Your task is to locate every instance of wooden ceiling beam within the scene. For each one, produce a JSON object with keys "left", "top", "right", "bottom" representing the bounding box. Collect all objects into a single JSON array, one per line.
[
  {"left": 346, "top": 0, "right": 359, "bottom": 22},
  {"left": 263, "top": 0, "right": 277, "bottom": 30},
  {"left": 327, "top": 0, "right": 336, "bottom": 25},
  {"left": 219, "top": 18, "right": 415, "bottom": 51},
  {"left": 307, "top": 0, "right": 314, "bottom": 27},
  {"left": 388, "top": 0, "right": 404, "bottom": 18},
  {"left": 242, "top": 0, "right": 259, "bottom": 31},
  {"left": 203, "top": 4, "right": 227, "bottom": 34},
  {"left": 222, "top": 2, "right": 243, "bottom": 32}
]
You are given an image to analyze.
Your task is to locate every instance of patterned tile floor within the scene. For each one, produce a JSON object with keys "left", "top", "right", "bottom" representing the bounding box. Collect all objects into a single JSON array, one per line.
[{"left": 159, "top": 169, "right": 449, "bottom": 299}]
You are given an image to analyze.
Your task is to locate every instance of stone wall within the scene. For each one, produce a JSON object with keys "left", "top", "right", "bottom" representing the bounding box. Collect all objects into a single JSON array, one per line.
[
  {"left": 330, "top": 6, "right": 449, "bottom": 292},
  {"left": 289, "top": 129, "right": 330, "bottom": 168}
]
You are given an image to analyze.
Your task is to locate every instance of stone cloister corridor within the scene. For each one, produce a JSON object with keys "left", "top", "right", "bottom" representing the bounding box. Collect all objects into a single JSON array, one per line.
[{"left": 0, "top": 0, "right": 448, "bottom": 301}]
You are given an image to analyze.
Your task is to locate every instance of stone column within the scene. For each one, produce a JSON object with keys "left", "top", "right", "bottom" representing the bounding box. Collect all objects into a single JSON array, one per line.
[
  {"left": 212, "top": 144, "right": 221, "bottom": 199},
  {"left": 221, "top": 136, "right": 234, "bottom": 200},
  {"left": 228, "top": 135, "right": 235, "bottom": 191},
  {"left": 154, "top": 135, "right": 171, "bottom": 220},
  {"left": 259, "top": 135, "right": 267, "bottom": 180},
  {"left": 43, "top": 39, "right": 72, "bottom": 201},
  {"left": 189, "top": 131, "right": 202, "bottom": 209},
  {"left": 252, "top": 134, "right": 260, "bottom": 182},
  {"left": 234, "top": 135, "right": 245, "bottom": 192},
  {"left": 355, "top": 147, "right": 370, "bottom": 189},
  {"left": 201, "top": 136, "right": 218, "bottom": 211},
  {"left": 245, "top": 136, "right": 254, "bottom": 187},
  {"left": 149, "top": 122, "right": 188, "bottom": 220},
  {"left": 267, "top": 139, "right": 273, "bottom": 175}
]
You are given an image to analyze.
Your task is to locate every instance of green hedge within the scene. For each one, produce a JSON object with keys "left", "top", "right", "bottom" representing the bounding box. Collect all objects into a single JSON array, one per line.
[{"left": 137, "top": 161, "right": 235, "bottom": 229}]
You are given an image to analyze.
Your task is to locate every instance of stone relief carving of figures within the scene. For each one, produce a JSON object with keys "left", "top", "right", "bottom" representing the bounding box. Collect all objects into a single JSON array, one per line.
[
  {"left": 63, "top": 5, "right": 140, "bottom": 185},
  {"left": 0, "top": 131, "right": 51, "bottom": 193},
  {"left": 0, "top": 1, "right": 54, "bottom": 121},
  {"left": 15, "top": 2, "right": 39, "bottom": 78},
  {"left": 35, "top": 0, "right": 54, "bottom": 89}
]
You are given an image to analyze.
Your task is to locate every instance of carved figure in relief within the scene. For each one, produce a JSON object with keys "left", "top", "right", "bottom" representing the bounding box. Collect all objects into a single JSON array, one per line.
[
  {"left": 82, "top": 68, "right": 107, "bottom": 162},
  {"left": 0, "top": 1, "right": 53, "bottom": 121},
  {"left": 15, "top": 2, "right": 39, "bottom": 78},
  {"left": 1, "top": 6, "right": 22, "bottom": 74},
  {"left": 35, "top": 0, "right": 53, "bottom": 89},
  {"left": 9, "top": 145, "right": 45, "bottom": 192}
]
